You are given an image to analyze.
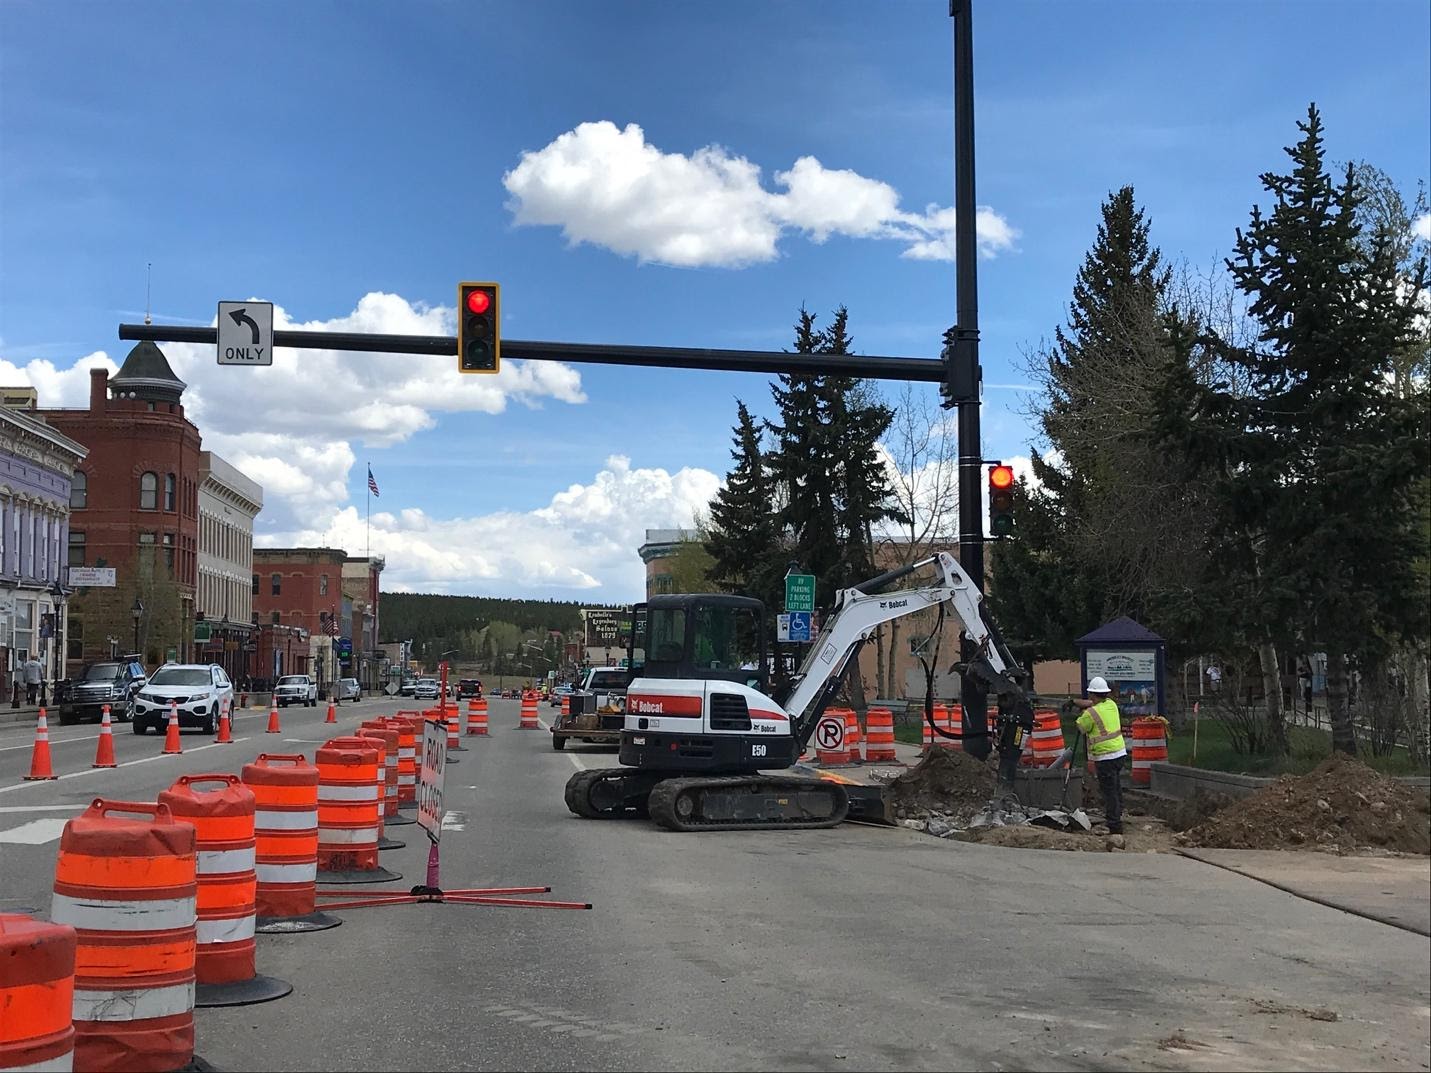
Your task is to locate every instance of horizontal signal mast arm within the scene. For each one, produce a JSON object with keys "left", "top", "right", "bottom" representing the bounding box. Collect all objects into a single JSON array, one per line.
[{"left": 118, "top": 323, "right": 945, "bottom": 382}]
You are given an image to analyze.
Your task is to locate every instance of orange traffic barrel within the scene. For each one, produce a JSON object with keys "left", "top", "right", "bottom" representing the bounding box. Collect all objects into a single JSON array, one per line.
[
  {"left": 0, "top": 913, "right": 75, "bottom": 1072},
  {"left": 444, "top": 703, "right": 466, "bottom": 752},
  {"left": 466, "top": 698, "right": 489, "bottom": 736},
  {"left": 361, "top": 723, "right": 414, "bottom": 828},
  {"left": 158, "top": 775, "right": 291, "bottom": 1008},
  {"left": 863, "top": 707, "right": 898, "bottom": 762},
  {"left": 379, "top": 716, "right": 420, "bottom": 804},
  {"left": 315, "top": 740, "right": 399, "bottom": 885},
  {"left": 1024, "top": 709, "right": 1066, "bottom": 768},
  {"left": 50, "top": 799, "right": 197, "bottom": 1073},
  {"left": 1130, "top": 717, "right": 1168, "bottom": 786},
  {"left": 241, "top": 753, "right": 340, "bottom": 933},
  {"left": 844, "top": 709, "right": 863, "bottom": 763},
  {"left": 350, "top": 730, "right": 406, "bottom": 850},
  {"left": 519, "top": 692, "right": 539, "bottom": 729},
  {"left": 421, "top": 709, "right": 462, "bottom": 762}
]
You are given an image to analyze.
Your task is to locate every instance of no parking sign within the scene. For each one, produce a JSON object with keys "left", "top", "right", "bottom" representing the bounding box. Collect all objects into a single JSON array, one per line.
[{"left": 815, "top": 715, "right": 844, "bottom": 753}]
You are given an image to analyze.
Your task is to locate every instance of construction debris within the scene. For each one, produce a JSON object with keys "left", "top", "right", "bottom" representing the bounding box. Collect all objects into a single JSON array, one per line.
[{"left": 1179, "top": 753, "right": 1431, "bottom": 855}]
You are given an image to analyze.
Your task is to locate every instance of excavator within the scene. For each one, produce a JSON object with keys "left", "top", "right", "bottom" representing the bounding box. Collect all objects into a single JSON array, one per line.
[{"left": 564, "top": 551, "right": 1036, "bottom": 831}]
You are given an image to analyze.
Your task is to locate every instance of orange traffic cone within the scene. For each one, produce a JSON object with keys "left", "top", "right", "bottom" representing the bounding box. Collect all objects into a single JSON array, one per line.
[
  {"left": 216, "top": 699, "right": 233, "bottom": 744},
  {"left": 162, "top": 701, "right": 183, "bottom": 754},
  {"left": 23, "top": 708, "right": 57, "bottom": 780},
  {"left": 266, "top": 699, "right": 281, "bottom": 734},
  {"left": 324, "top": 700, "right": 337, "bottom": 724},
  {"left": 92, "top": 705, "right": 118, "bottom": 768}
]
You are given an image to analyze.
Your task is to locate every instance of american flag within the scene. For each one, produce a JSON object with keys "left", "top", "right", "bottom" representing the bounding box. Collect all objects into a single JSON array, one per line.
[
  {"left": 367, "top": 466, "right": 380, "bottom": 498},
  {"left": 326, "top": 613, "right": 339, "bottom": 637}
]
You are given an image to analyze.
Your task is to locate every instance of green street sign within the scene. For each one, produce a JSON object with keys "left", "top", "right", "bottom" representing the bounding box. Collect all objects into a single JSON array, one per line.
[{"left": 784, "top": 574, "right": 815, "bottom": 612}]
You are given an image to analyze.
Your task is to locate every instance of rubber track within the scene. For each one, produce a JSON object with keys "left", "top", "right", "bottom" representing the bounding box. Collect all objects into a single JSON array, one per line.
[
  {"left": 647, "top": 775, "right": 849, "bottom": 832},
  {"left": 564, "top": 767, "right": 655, "bottom": 819}
]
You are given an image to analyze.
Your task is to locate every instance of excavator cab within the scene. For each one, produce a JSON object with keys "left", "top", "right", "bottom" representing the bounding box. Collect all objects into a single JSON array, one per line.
[{"left": 629, "top": 595, "right": 767, "bottom": 693}]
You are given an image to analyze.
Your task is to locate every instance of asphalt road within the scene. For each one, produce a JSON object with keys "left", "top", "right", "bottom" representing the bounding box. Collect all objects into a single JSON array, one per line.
[{"left": 2, "top": 697, "right": 1428, "bottom": 1072}]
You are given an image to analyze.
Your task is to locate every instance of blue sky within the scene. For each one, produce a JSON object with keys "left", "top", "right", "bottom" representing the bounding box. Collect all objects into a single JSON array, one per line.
[{"left": 2, "top": 0, "right": 1428, "bottom": 601}]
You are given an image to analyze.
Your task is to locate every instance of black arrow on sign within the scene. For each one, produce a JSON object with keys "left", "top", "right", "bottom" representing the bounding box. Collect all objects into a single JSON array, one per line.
[{"left": 228, "top": 308, "right": 260, "bottom": 344}]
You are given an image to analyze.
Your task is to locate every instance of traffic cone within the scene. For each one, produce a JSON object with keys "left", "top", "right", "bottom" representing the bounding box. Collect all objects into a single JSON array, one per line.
[
  {"left": 216, "top": 699, "right": 233, "bottom": 744},
  {"left": 23, "top": 708, "right": 57, "bottom": 780},
  {"left": 162, "top": 701, "right": 183, "bottom": 754},
  {"left": 324, "top": 700, "right": 337, "bottom": 724},
  {"left": 92, "top": 705, "right": 118, "bottom": 767},
  {"left": 266, "top": 699, "right": 281, "bottom": 734}
]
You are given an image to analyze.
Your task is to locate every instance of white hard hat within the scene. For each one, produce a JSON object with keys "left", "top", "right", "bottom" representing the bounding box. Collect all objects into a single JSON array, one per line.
[{"left": 1087, "top": 676, "right": 1111, "bottom": 693}]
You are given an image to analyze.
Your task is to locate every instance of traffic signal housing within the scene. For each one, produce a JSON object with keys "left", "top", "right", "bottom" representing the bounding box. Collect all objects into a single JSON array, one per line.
[
  {"left": 988, "top": 462, "right": 1015, "bottom": 538},
  {"left": 458, "top": 282, "right": 500, "bottom": 373}
]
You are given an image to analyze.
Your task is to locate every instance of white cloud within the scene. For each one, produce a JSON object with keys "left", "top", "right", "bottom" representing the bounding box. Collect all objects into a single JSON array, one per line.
[
  {"left": 263, "top": 455, "right": 720, "bottom": 600},
  {"left": 1414, "top": 213, "right": 1431, "bottom": 242},
  {"left": 0, "top": 351, "right": 117, "bottom": 404},
  {"left": 503, "top": 121, "right": 1018, "bottom": 268}
]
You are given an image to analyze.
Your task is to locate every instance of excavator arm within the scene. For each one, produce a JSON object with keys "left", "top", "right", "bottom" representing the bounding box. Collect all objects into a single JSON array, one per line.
[{"left": 783, "top": 552, "right": 1032, "bottom": 758}]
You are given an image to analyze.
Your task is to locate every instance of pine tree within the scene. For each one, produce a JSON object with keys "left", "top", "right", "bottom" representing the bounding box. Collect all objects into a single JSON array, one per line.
[{"left": 1184, "top": 105, "right": 1430, "bottom": 754}]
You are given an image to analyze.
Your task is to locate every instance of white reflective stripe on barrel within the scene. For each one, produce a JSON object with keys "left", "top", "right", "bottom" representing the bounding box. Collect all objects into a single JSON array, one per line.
[
  {"left": 198, "top": 847, "right": 256, "bottom": 874},
  {"left": 7, "top": 1053, "right": 74, "bottom": 1073},
  {"left": 196, "top": 914, "right": 256, "bottom": 944},
  {"left": 398, "top": 747, "right": 415, "bottom": 758},
  {"left": 1136, "top": 737, "right": 1167, "bottom": 749},
  {"left": 72, "top": 981, "right": 195, "bottom": 1021},
  {"left": 318, "top": 784, "right": 379, "bottom": 801},
  {"left": 398, "top": 774, "right": 416, "bottom": 785},
  {"left": 318, "top": 827, "right": 379, "bottom": 845},
  {"left": 255, "top": 808, "right": 318, "bottom": 830},
  {"left": 256, "top": 861, "right": 317, "bottom": 884},
  {"left": 51, "top": 893, "right": 196, "bottom": 932}
]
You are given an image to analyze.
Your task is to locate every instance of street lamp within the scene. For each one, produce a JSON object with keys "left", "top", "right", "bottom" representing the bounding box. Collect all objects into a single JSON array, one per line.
[
  {"left": 131, "top": 597, "right": 144, "bottom": 659},
  {"left": 46, "top": 579, "right": 67, "bottom": 706}
]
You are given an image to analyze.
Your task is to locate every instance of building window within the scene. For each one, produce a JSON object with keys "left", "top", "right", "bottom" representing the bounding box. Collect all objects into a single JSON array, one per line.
[
  {"left": 70, "top": 472, "right": 88, "bottom": 510},
  {"left": 252, "top": 573, "right": 259, "bottom": 595},
  {"left": 162, "top": 533, "right": 175, "bottom": 573},
  {"left": 139, "top": 472, "right": 158, "bottom": 510},
  {"left": 319, "top": 574, "right": 329, "bottom": 596},
  {"left": 271, "top": 611, "right": 281, "bottom": 625},
  {"left": 164, "top": 474, "right": 175, "bottom": 511},
  {"left": 68, "top": 531, "right": 85, "bottom": 568},
  {"left": 271, "top": 572, "right": 281, "bottom": 596},
  {"left": 138, "top": 532, "right": 156, "bottom": 545}
]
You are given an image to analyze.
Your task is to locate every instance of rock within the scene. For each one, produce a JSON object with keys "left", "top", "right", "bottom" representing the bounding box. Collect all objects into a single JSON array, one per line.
[
  {"left": 1316, "top": 798, "right": 1331, "bottom": 812},
  {"left": 926, "top": 817, "right": 955, "bottom": 838},
  {"left": 1369, "top": 800, "right": 1388, "bottom": 816},
  {"left": 899, "top": 819, "right": 927, "bottom": 832},
  {"left": 1106, "top": 834, "right": 1127, "bottom": 851}
]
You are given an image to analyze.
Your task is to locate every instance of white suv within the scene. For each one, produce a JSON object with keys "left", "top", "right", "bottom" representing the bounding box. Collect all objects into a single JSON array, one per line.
[
  {"left": 132, "top": 663, "right": 235, "bottom": 735},
  {"left": 274, "top": 674, "right": 318, "bottom": 708}
]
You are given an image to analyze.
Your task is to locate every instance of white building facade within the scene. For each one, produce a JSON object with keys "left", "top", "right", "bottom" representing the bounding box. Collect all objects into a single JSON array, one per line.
[{"left": 196, "top": 451, "right": 262, "bottom": 681}]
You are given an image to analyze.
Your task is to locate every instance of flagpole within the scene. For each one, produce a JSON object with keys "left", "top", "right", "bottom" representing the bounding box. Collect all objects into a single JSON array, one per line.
[{"left": 366, "top": 462, "right": 371, "bottom": 560}]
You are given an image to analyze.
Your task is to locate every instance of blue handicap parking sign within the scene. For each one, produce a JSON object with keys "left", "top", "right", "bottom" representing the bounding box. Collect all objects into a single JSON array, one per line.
[{"left": 788, "top": 611, "right": 811, "bottom": 643}]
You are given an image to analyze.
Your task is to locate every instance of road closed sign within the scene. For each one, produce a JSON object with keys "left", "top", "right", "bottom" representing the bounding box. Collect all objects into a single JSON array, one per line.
[
  {"left": 417, "top": 717, "right": 447, "bottom": 842},
  {"left": 815, "top": 715, "right": 844, "bottom": 753}
]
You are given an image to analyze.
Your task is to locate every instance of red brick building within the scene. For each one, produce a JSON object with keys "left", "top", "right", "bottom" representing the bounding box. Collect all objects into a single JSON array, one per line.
[
  {"left": 39, "top": 347, "right": 202, "bottom": 665},
  {"left": 252, "top": 547, "right": 347, "bottom": 691}
]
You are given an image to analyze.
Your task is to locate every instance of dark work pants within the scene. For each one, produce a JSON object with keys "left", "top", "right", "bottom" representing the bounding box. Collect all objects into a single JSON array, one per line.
[{"left": 1095, "top": 755, "right": 1124, "bottom": 833}]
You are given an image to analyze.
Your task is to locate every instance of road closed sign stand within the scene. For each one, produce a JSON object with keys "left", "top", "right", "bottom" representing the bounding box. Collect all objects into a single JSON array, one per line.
[
  {"left": 417, "top": 716, "right": 448, "bottom": 887},
  {"left": 314, "top": 714, "right": 592, "bottom": 915}
]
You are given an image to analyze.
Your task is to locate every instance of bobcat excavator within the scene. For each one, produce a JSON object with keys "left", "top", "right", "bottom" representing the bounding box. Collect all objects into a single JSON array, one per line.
[{"left": 564, "top": 551, "right": 1035, "bottom": 831}]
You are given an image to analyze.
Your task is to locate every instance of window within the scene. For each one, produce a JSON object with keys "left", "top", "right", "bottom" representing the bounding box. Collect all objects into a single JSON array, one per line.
[
  {"left": 271, "top": 611, "right": 281, "bottom": 625},
  {"left": 647, "top": 608, "right": 687, "bottom": 666},
  {"left": 162, "top": 533, "right": 175, "bottom": 572},
  {"left": 70, "top": 471, "right": 87, "bottom": 510},
  {"left": 319, "top": 574, "right": 329, "bottom": 596},
  {"left": 68, "top": 531, "right": 85, "bottom": 568},
  {"left": 139, "top": 472, "right": 158, "bottom": 510},
  {"left": 164, "top": 474, "right": 175, "bottom": 511},
  {"left": 252, "top": 573, "right": 259, "bottom": 595},
  {"left": 271, "top": 572, "right": 281, "bottom": 596},
  {"left": 138, "top": 532, "right": 156, "bottom": 544}
]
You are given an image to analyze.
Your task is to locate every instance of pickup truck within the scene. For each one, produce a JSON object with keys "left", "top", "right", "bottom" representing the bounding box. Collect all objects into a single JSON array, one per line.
[
  {"left": 273, "top": 674, "right": 318, "bottom": 707},
  {"left": 549, "top": 666, "right": 629, "bottom": 751}
]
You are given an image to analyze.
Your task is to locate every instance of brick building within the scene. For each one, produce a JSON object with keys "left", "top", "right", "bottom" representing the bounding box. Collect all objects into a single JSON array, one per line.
[
  {"left": 38, "top": 348, "right": 204, "bottom": 666},
  {"left": 251, "top": 547, "right": 346, "bottom": 692},
  {"left": 341, "top": 556, "right": 384, "bottom": 689}
]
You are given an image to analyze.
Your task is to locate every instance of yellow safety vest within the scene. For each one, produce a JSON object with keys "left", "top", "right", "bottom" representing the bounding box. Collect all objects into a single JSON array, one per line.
[{"left": 1077, "top": 698, "right": 1126, "bottom": 758}]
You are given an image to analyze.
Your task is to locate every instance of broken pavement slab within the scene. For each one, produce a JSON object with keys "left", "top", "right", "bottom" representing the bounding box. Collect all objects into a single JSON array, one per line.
[{"left": 1176, "top": 848, "right": 1431, "bottom": 936}]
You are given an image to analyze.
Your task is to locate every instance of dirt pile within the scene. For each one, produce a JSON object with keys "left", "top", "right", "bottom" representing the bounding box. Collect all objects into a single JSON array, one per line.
[
  {"left": 1180, "top": 753, "right": 1431, "bottom": 855},
  {"left": 885, "top": 747, "right": 997, "bottom": 816}
]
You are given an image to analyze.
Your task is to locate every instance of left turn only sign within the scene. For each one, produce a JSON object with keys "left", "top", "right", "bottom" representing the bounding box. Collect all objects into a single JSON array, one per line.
[{"left": 217, "top": 301, "right": 274, "bottom": 366}]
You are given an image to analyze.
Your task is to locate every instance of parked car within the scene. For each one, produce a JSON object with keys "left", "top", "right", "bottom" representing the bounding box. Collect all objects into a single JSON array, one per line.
[
  {"left": 398, "top": 678, "right": 416, "bottom": 697},
  {"left": 456, "top": 678, "right": 482, "bottom": 699},
  {"left": 132, "top": 663, "right": 234, "bottom": 735},
  {"left": 337, "top": 677, "right": 363, "bottom": 701},
  {"left": 412, "top": 678, "right": 439, "bottom": 701},
  {"left": 57, "top": 658, "right": 148, "bottom": 725},
  {"left": 274, "top": 674, "right": 318, "bottom": 708},
  {"left": 548, "top": 684, "right": 574, "bottom": 708}
]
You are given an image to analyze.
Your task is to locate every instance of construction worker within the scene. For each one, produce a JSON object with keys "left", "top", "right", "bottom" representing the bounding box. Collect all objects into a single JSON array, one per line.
[{"left": 1072, "top": 677, "right": 1126, "bottom": 835}]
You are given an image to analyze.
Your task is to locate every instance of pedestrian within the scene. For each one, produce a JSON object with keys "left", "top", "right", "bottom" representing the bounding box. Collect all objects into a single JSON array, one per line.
[
  {"left": 1206, "top": 664, "right": 1221, "bottom": 693},
  {"left": 1072, "top": 676, "right": 1126, "bottom": 836},
  {"left": 23, "top": 654, "right": 43, "bottom": 705}
]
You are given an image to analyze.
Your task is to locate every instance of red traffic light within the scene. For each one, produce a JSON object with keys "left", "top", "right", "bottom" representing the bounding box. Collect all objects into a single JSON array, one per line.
[
  {"left": 989, "top": 464, "right": 1014, "bottom": 489},
  {"left": 466, "top": 289, "right": 491, "bottom": 315}
]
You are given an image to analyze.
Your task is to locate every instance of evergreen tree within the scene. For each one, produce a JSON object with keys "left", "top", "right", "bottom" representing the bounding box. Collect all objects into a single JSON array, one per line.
[
  {"left": 705, "top": 401, "right": 785, "bottom": 610},
  {"left": 1173, "top": 105, "right": 1430, "bottom": 754}
]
